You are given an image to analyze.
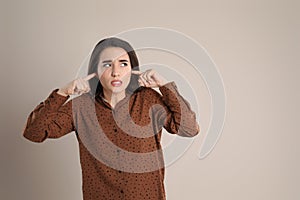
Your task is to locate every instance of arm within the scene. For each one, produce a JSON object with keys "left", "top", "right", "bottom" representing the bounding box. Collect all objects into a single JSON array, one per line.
[
  {"left": 132, "top": 69, "right": 200, "bottom": 137},
  {"left": 23, "top": 89, "right": 75, "bottom": 143},
  {"left": 156, "top": 82, "right": 200, "bottom": 137},
  {"left": 23, "top": 73, "right": 97, "bottom": 143}
]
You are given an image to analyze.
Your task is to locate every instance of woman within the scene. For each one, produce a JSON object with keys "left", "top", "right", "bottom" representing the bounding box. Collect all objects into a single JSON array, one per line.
[{"left": 23, "top": 37, "right": 200, "bottom": 200}]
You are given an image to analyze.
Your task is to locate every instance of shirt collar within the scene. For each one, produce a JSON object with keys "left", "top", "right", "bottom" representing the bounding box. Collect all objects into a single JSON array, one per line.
[{"left": 98, "top": 90, "right": 131, "bottom": 109}]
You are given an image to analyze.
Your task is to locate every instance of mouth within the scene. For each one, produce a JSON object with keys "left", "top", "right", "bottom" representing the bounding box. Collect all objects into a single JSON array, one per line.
[{"left": 111, "top": 80, "right": 122, "bottom": 87}]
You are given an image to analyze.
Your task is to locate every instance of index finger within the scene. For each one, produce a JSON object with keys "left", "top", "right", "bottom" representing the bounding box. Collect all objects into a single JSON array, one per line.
[
  {"left": 131, "top": 70, "right": 143, "bottom": 75},
  {"left": 83, "top": 73, "right": 97, "bottom": 81}
]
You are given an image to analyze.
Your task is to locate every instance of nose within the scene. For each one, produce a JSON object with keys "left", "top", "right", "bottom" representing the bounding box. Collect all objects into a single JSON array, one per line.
[{"left": 111, "top": 63, "right": 120, "bottom": 77}]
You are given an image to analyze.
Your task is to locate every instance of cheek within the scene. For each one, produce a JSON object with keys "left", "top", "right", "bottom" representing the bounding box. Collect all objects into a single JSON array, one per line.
[
  {"left": 123, "top": 69, "right": 132, "bottom": 81},
  {"left": 99, "top": 71, "right": 111, "bottom": 86}
]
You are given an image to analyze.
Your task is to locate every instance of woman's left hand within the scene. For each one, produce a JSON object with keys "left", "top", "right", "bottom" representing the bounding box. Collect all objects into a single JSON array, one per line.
[{"left": 132, "top": 69, "right": 168, "bottom": 88}]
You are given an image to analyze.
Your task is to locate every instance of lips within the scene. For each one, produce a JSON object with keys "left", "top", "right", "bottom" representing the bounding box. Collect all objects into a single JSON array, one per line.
[{"left": 111, "top": 80, "right": 122, "bottom": 87}]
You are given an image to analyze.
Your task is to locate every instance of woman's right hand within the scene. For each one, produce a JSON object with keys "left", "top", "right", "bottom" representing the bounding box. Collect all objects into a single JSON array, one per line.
[{"left": 57, "top": 73, "right": 97, "bottom": 96}]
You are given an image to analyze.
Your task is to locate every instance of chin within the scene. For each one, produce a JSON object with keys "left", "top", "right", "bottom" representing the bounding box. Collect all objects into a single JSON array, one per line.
[{"left": 111, "top": 86, "right": 126, "bottom": 94}]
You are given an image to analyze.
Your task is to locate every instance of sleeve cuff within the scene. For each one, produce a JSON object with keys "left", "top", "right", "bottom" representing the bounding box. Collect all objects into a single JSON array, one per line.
[
  {"left": 46, "top": 89, "right": 70, "bottom": 109},
  {"left": 159, "top": 81, "right": 178, "bottom": 95}
]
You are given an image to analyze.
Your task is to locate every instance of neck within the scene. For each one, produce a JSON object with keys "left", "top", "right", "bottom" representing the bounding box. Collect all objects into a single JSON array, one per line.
[{"left": 102, "top": 90, "right": 126, "bottom": 108}]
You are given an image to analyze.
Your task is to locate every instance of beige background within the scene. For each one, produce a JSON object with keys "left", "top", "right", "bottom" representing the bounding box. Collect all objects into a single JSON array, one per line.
[{"left": 1, "top": 0, "right": 299, "bottom": 199}]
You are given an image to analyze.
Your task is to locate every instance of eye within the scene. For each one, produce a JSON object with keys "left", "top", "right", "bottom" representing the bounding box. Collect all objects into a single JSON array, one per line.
[
  {"left": 120, "top": 62, "right": 128, "bottom": 67},
  {"left": 102, "top": 63, "right": 111, "bottom": 68}
]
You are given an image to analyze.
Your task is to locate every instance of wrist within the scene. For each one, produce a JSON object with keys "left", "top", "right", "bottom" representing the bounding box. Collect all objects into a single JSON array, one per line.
[
  {"left": 57, "top": 89, "right": 68, "bottom": 97},
  {"left": 158, "top": 80, "right": 170, "bottom": 87},
  {"left": 158, "top": 77, "right": 169, "bottom": 87}
]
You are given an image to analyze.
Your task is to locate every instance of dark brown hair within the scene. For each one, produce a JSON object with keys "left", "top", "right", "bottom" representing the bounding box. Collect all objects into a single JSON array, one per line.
[{"left": 87, "top": 37, "right": 140, "bottom": 98}]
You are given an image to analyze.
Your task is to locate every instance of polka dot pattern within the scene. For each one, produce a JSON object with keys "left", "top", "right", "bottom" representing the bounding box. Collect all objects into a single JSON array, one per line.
[{"left": 23, "top": 82, "right": 199, "bottom": 200}]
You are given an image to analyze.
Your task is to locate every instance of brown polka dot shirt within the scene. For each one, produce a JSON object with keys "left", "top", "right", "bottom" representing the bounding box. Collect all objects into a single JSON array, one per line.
[{"left": 23, "top": 81, "right": 199, "bottom": 200}]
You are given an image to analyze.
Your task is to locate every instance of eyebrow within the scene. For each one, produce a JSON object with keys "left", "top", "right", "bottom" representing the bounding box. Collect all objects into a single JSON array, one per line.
[{"left": 102, "top": 59, "right": 129, "bottom": 63}]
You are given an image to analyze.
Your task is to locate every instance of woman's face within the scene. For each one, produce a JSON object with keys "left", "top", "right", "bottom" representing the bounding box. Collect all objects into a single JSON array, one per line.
[{"left": 98, "top": 47, "right": 132, "bottom": 96}]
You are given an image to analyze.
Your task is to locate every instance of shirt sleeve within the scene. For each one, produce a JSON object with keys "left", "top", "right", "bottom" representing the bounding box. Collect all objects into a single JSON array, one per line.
[
  {"left": 154, "top": 81, "right": 200, "bottom": 137},
  {"left": 23, "top": 89, "right": 75, "bottom": 143}
]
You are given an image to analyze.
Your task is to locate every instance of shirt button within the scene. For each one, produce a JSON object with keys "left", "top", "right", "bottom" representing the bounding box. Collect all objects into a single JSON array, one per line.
[{"left": 114, "top": 128, "right": 117, "bottom": 133}]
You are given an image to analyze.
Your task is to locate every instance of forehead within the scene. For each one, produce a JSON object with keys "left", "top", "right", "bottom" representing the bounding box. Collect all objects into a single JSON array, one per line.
[{"left": 99, "top": 47, "right": 129, "bottom": 61}]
